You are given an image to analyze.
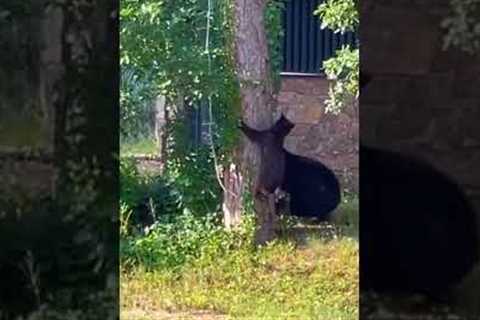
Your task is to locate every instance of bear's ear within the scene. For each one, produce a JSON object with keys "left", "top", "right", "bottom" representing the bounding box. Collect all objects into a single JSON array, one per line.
[
  {"left": 271, "top": 114, "right": 295, "bottom": 138},
  {"left": 239, "top": 120, "right": 263, "bottom": 143}
]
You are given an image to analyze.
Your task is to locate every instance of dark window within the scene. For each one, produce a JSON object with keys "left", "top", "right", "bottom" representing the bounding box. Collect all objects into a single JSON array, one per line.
[{"left": 282, "top": 0, "right": 357, "bottom": 75}]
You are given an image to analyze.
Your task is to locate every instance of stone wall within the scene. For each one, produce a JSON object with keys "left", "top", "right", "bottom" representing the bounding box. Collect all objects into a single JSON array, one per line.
[
  {"left": 278, "top": 76, "right": 359, "bottom": 193},
  {"left": 361, "top": 0, "right": 480, "bottom": 314}
]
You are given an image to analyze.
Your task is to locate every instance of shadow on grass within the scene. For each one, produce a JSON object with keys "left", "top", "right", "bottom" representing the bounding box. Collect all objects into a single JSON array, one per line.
[{"left": 278, "top": 194, "right": 358, "bottom": 245}]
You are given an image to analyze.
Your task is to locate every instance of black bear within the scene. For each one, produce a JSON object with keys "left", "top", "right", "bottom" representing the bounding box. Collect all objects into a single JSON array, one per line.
[
  {"left": 239, "top": 115, "right": 341, "bottom": 220},
  {"left": 360, "top": 71, "right": 479, "bottom": 300}
]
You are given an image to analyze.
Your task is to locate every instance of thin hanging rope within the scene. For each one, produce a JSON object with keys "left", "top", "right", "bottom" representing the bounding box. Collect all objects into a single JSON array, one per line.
[{"left": 205, "top": 0, "right": 238, "bottom": 198}]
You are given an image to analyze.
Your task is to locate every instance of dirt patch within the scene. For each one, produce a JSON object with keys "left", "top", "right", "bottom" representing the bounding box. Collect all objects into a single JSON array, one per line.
[{"left": 129, "top": 155, "right": 163, "bottom": 175}]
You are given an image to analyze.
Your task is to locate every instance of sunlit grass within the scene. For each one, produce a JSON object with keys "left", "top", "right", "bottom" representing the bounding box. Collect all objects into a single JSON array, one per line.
[
  {"left": 121, "top": 237, "right": 358, "bottom": 320},
  {"left": 120, "top": 155, "right": 359, "bottom": 319},
  {"left": 120, "top": 138, "right": 158, "bottom": 157}
]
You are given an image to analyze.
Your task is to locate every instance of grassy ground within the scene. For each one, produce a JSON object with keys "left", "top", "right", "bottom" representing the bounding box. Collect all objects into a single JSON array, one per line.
[
  {"left": 121, "top": 237, "right": 358, "bottom": 320},
  {"left": 121, "top": 199, "right": 359, "bottom": 320},
  {"left": 120, "top": 138, "right": 359, "bottom": 319},
  {"left": 120, "top": 138, "right": 158, "bottom": 157}
]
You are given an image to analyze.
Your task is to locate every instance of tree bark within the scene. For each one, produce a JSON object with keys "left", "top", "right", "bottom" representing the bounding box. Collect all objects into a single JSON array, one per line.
[{"left": 225, "top": 0, "right": 278, "bottom": 244}]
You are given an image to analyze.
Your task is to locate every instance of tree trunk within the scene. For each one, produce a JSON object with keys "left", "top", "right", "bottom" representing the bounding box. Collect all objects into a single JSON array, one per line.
[
  {"left": 154, "top": 95, "right": 168, "bottom": 162},
  {"left": 224, "top": 0, "right": 278, "bottom": 244}
]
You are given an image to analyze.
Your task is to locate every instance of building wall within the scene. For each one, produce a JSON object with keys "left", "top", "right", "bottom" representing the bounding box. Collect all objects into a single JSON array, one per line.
[{"left": 278, "top": 76, "right": 359, "bottom": 193}]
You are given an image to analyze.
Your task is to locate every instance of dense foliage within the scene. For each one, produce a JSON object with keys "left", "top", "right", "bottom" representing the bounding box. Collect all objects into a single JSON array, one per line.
[
  {"left": 120, "top": 0, "right": 237, "bottom": 232},
  {"left": 315, "top": 0, "right": 358, "bottom": 33},
  {"left": 120, "top": 0, "right": 285, "bottom": 230},
  {"left": 121, "top": 210, "right": 256, "bottom": 270},
  {"left": 315, "top": 0, "right": 359, "bottom": 114},
  {"left": 120, "top": 0, "right": 239, "bottom": 146},
  {"left": 119, "top": 0, "right": 283, "bottom": 141},
  {"left": 322, "top": 47, "right": 359, "bottom": 114},
  {"left": 119, "top": 157, "right": 256, "bottom": 274}
]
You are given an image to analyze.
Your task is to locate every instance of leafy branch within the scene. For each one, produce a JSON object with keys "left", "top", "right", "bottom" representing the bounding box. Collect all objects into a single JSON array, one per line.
[{"left": 314, "top": 0, "right": 359, "bottom": 114}]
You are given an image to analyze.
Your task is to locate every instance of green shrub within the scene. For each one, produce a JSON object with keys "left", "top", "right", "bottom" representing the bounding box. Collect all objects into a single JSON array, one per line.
[
  {"left": 119, "top": 153, "right": 255, "bottom": 271},
  {"left": 120, "top": 211, "right": 255, "bottom": 271},
  {"left": 120, "top": 157, "right": 181, "bottom": 229},
  {"left": 165, "top": 148, "right": 222, "bottom": 216},
  {"left": 120, "top": 157, "right": 144, "bottom": 209},
  {"left": 333, "top": 194, "right": 358, "bottom": 238}
]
